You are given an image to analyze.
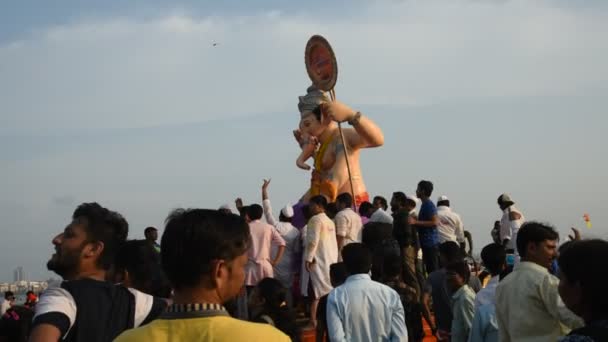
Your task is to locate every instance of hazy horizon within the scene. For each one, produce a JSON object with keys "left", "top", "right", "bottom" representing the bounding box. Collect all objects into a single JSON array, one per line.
[{"left": 1, "top": 0, "right": 607, "bottom": 281}]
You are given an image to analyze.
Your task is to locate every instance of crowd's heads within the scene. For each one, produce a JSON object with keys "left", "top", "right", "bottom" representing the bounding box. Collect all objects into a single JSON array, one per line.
[
  {"left": 390, "top": 192, "right": 407, "bottom": 212},
  {"left": 144, "top": 227, "right": 158, "bottom": 242},
  {"left": 161, "top": 209, "right": 250, "bottom": 303},
  {"left": 218, "top": 204, "right": 232, "bottom": 215},
  {"left": 372, "top": 196, "right": 388, "bottom": 211},
  {"left": 358, "top": 201, "right": 374, "bottom": 218},
  {"left": 325, "top": 202, "right": 339, "bottom": 219},
  {"left": 497, "top": 193, "right": 515, "bottom": 209},
  {"left": 336, "top": 192, "right": 354, "bottom": 210},
  {"left": 558, "top": 239, "right": 608, "bottom": 321},
  {"left": 446, "top": 261, "right": 470, "bottom": 293},
  {"left": 516, "top": 221, "right": 559, "bottom": 269},
  {"left": 309, "top": 195, "right": 328, "bottom": 215},
  {"left": 4, "top": 291, "right": 15, "bottom": 301},
  {"left": 114, "top": 240, "right": 171, "bottom": 298},
  {"left": 481, "top": 243, "right": 507, "bottom": 276},
  {"left": 246, "top": 204, "right": 264, "bottom": 221},
  {"left": 249, "top": 278, "right": 288, "bottom": 311},
  {"left": 439, "top": 241, "right": 463, "bottom": 265},
  {"left": 47, "top": 202, "right": 129, "bottom": 279},
  {"left": 330, "top": 262, "right": 349, "bottom": 288},
  {"left": 416, "top": 180, "right": 434, "bottom": 198},
  {"left": 437, "top": 195, "right": 450, "bottom": 207},
  {"left": 341, "top": 243, "right": 372, "bottom": 275}
]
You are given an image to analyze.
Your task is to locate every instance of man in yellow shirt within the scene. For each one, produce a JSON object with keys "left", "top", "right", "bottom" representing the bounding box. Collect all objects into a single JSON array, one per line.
[{"left": 115, "top": 209, "right": 290, "bottom": 342}]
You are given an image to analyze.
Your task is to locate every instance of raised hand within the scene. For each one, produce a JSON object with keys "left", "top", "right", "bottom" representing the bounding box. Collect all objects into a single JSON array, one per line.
[
  {"left": 322, "top": 100, "right": 356, "bottom": 123},
  {"left": 568, "top": 227, "right": 581, "bottom": 241}
]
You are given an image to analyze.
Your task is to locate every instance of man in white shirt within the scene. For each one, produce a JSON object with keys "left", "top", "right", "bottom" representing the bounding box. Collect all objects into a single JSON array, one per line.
[
  {"left": 305, "top": 195, "right": 339, "bottom": 327},
  {"left": 495, "top": 222, "right": 583, "bottom": 342},
  {"left": 334, "top": 192, "right": 363, "bottom": 253},
  {"left": 261, "top": 179, "right": 301, "bottom": 296},
  {"left": 0, "top": 291, "right": 15, "bottom": 316},
  {"left": 436, "top": 195, "right": 466, "bottom": 249},
  {"left": 497, "top": 194, "right": 525, "bottom": 253}
]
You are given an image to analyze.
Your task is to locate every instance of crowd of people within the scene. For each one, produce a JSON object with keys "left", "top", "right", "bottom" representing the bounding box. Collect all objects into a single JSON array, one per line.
[{"left": 0, "top": 179, "right": 606, "bottom": 342}]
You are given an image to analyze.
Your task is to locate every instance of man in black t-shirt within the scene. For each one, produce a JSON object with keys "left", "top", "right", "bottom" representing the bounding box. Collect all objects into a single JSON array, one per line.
[{"left": 29, "top": 202, "right": 166, "bottom": 342}]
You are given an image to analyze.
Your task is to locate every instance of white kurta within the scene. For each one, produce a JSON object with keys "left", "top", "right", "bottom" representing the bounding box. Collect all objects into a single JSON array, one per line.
[
  {"left": 263, "top": 199, "right": 301, "bottom": 289},
  {"left": 304, "top": 212, "right": 339, "bottom": 298}
]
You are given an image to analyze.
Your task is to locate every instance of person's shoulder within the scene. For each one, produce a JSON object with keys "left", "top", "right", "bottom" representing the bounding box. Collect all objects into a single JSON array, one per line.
[
  {"left": 219, "top": 317, "right": 291, "bottom": 340},
  {"left": 114, "top": 322, "right": 160, "bottom": 342}
]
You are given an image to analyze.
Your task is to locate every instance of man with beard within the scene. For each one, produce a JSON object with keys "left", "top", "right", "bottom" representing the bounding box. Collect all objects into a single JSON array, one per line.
[{"left": 29, "top": 203, "right": 166, "bottom": 342}]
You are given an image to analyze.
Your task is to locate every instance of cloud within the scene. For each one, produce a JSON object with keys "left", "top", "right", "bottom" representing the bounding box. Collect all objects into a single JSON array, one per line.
[{"left": 0, "top": 0, "right": 606, "bottom": 135}]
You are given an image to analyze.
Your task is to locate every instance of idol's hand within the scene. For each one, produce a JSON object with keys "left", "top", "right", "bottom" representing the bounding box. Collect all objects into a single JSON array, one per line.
[{"left": 322, "top": 100, "right": 356, "bottom": 123}]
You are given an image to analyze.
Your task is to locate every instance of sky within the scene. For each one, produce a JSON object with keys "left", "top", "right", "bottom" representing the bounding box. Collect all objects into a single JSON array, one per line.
[{"left": 1, "top": 0, "right": 607, "bottom": 282}]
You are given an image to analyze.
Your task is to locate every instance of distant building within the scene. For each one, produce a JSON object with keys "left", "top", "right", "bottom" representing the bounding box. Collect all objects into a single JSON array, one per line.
[{"left": 13, "top": 267, "right": 24, "bottom": 282}]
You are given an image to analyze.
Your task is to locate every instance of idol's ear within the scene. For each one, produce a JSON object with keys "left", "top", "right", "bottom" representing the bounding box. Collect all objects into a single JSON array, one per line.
[{"left": 320, "top": 102, "right": 332, "bottom": 126}]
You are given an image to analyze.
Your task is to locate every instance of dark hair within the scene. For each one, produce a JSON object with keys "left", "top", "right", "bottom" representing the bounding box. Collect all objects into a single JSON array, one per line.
[
  {"left": 358, "top": 202, "right": 373, "bottom": 218},
  {"left": 325, "top": 202, "right": 338, "bottom": 219},
  {"left": 4, "top": 291, "right": 14, "bottom": 300},
  {"left": 301, "top": 205, "right": 312, "bottom": 222},
  {"left": 330, "top": 262, "right": 349, "bottom": 287},
  {"left": 382, "top": 254, "right": 402, "bottom": 279},
  {"left": 446, "top": 261, "right": 471, "bottom": 283},
  {"left": 417, "top": 180, "right": 434, "bottom": 197},
  {"left": 26, "top": 291, "right": 34, "bottom": 296},
  {"left": 558, "top": 239, "right": 608, "bottom": 319},
  {"left": 392, "top": 192, "right": 407, "bottom": 206},
  {"left": 247, "top": 204, "right": 264, "bottom": 221},
  {"left": 336, "top": 193, "right": 353, "bottom": 208},
  {"left": 309, "top": 195, "right": 328, "bottom": 210},
  {"left": 516, "top": 222, "right": 559, "bottom": 258},
  {"left": 161, "top": 209, "right": 250, "bottom": 290},
  {"left": 254, "top": 278, "right": 300, "bottom": 341},
  {"left": 342, "top": 243, "right": 372, "bottom": 275},
  {"left": 439, "top": 241, "right": 462, "bottom": 263},
  {"left": 373, "top": 196, "right": 388, "bottom": 211},
  {"left": 115, "top": 240, "right": 171, "bottom": 297},
  {"left": 144, "top": 227, "right": 157, "bottom": 236},
  {"left": 437, "top": 200, "right": 450, "bottom": 207},
  {"left": 73, "top": 202, "right": 129, "bottom": 270},
  {"left": 481, "top": 243, "right": 506, "bottom": 276}
]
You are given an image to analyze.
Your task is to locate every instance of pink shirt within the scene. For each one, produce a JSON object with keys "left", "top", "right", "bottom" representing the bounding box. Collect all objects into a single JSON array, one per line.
[{"left": 245, "top": 220, "right": 286, "bottom": 286}]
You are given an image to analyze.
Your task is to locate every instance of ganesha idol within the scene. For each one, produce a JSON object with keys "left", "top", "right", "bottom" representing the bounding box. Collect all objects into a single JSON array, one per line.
[{"left": 293, "top": 85, "right": 384, "bottom": 211}]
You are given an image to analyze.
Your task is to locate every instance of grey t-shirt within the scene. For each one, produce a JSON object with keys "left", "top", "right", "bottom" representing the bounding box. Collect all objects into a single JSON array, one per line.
[{"left": 424, "top": 269, "right": 481, "bottom": 332}]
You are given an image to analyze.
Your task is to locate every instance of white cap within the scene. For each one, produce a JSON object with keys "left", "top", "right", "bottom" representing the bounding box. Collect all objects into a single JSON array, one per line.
[
  {"left": 498, "top": 193, "right": 514, "bottom": 204},
  {"left": 406, "top": 195, "right": 418, "bottom": 207},
  {"left": 437, "top": 195, "right": 449, "bottom": 202},
  {"left": 281, "top": 204, "right": 294, "bottom": 218},
  {"left": 219, "top": 204, "right": 231, "bottom": 210}
]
